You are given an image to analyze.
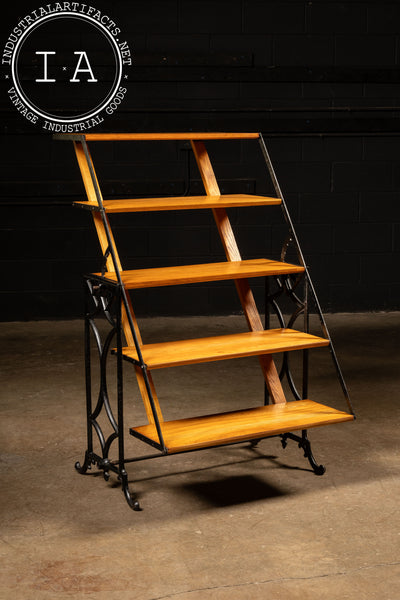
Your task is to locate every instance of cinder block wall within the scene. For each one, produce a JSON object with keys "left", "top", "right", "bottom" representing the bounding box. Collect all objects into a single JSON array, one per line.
[{"left": 1, "top": 1, "right": 399, "bottom": 319}]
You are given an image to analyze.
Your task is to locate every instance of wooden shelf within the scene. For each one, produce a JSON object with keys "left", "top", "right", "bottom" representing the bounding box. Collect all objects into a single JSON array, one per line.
[
  {"left": 98, "top": 259, "right": 304, "bottom": 289},
  {"left": 74, "top": 194, "right": 281, "bottom": 213},
  {"left": 56, "top": 132, "right": 260, "bottom": 142},
  {"left": 130, "top": 399, "right": 354, "bottom": 453},
  {"left": 122, "top": 328, "right": 329, "bottom": 369}
]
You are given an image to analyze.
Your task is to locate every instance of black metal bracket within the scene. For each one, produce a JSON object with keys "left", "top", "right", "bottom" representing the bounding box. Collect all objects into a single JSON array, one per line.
[{"left": 101, "top": 246, "right": 111, "bottom": 277}]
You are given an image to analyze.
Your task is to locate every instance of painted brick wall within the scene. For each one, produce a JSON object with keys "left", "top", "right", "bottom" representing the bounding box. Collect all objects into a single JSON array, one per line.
[{"left": 1, "top": 0, "right": 399, "bottom": 319}]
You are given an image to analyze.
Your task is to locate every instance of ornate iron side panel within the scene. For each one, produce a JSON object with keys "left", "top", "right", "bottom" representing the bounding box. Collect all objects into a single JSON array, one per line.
[{"left": 75, "top": 277, "right": 141, "bottom": 510}]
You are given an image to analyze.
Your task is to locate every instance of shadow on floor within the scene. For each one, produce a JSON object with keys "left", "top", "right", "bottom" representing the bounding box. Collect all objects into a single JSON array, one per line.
[{"left": 177, "top": 474, "right": 287, "bottom": 507}]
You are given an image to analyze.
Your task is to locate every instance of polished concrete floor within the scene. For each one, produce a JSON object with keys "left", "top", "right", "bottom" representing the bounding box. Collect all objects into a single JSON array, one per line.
[{"left": 1, "top": 312, "right": 399, "bottom": 599}]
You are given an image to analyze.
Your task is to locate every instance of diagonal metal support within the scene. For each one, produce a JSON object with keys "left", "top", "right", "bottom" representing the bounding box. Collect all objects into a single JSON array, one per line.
[{"left": 258, "top": 133, "right": 355, "bottom": 417}]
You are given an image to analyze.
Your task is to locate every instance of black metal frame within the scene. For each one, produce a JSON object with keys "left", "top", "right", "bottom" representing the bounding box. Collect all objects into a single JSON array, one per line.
[
  {"left": 75, "top": 277, "right": 141, "bottom": 510},
  {"left": 70, "top": 133, "right": 354, "bottom": 510}
]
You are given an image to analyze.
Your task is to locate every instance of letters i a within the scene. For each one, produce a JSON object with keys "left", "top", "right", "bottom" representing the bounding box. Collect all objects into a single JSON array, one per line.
[{"left": 35, "top": 51, "right": 98, "bottom": 82}]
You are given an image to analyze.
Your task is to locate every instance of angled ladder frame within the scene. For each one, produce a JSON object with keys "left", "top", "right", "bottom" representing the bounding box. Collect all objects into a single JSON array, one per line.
[{"left": 55, "top": 132, "right": 354, "bottom": 511}]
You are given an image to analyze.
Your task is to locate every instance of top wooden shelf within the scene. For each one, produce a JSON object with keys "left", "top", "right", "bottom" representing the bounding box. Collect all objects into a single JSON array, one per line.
[{"left": 54, "top": 132, "right": 260, "bottom": 142}]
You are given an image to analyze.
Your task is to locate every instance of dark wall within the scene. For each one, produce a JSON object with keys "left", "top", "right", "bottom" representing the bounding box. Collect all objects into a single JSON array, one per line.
[{"left": 1, "top": 1, "right": 399, "bottom": 319}]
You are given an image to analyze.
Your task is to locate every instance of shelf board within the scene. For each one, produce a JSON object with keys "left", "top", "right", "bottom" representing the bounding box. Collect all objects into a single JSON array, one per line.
[
  {"left": 56, "top": 132, "right": 260, "bottom": 142},
  {"left": 130, "top": 399, "right": 354, "bottom": 453},
  {"left": 97, "top": 259, "right": 304, "bottom": 289},
  {"left": 122, "top": 328, "right": 329, "bottom": 369},
  {"left": 74, "top": 194, "right": 281, "bottom": 213}
]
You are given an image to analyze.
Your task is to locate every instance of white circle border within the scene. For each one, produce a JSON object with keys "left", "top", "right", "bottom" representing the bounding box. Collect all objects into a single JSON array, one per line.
[{"left": 11, "top": 11, "right": 123, "bottom": 123}]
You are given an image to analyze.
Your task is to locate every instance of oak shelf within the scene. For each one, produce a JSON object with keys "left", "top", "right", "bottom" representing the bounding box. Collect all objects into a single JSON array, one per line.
[
  {"left": 131, "top": 400, "right": 354, "bottom": 454},
  {"left": 122, "top": 328, "right": 330, "bottom": 370},
  {"left": 74, "top": 193, "right": 281, "bottom": 213},
  {"left": 56, "top": 132, "right": 261, "bottom": 142},
  {"left": 98, "top": 258, "right": 304, "bottom": 289}
]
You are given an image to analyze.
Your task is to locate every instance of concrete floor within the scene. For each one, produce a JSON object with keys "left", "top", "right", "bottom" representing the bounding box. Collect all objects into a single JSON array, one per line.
[{"left": 0, "top": 312, "right": 399, "bottom": 599}]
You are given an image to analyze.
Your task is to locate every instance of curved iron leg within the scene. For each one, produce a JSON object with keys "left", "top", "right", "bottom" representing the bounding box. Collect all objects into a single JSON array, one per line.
[
  {"left": 298, "top": 436, "right": 326, "bottom": 476},
  {"left": 281, "top": 432, "right": 326, "bottom": 476},
  {"left": 75, "top": 450, "right": 93, "bottom": 474},
  {"left": 119, "top": 469, "right": 141, "bottom": 511}
]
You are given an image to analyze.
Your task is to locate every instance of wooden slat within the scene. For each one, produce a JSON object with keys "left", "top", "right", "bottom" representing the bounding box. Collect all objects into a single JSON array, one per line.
[
  {"left": 122, "top": 328, "right": 329, "bottom": 369},
  {"left": 191, "top": 140, "right": 288, "bottom": 404},
  {"left": 98, "top": 259, "right": 304, "bottom": 289},
  {"left": 130, "top": 399, "right": 354, "bottom": 453},
  {"left": 74, "top": 194, "right": 281, "bottom": 213},
  {"left": 82, "top": 132, "right": 260, "bottom": 141}
]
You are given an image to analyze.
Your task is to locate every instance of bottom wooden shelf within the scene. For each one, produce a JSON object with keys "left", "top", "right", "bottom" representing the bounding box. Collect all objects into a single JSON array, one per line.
[{"left": 130, "top": 399, "right": 354, "bottom": 454}]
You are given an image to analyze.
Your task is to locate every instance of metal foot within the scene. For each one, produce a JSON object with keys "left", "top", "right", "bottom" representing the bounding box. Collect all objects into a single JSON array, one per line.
[
  {"left": 281, "top": 432, "right": 326, "bottom": 476},
  {"left": 75, "top": 451, "right": 92, "bottom": 474},
  {"left": 299, "top": 437, "right": 326, "bottom": 476},
  {"left": 119, "top": 470, "right": 141, "bottom": 511},
  {"left": 97, "top": 458, "right": 111, "bottom": 482}
]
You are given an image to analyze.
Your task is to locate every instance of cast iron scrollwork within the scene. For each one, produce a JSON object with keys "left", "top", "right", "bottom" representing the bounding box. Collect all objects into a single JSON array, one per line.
[
  {"left": 265, "top": 234, "right": 309, "bottom": 403},
  {"left": 280, "top": 432, "right": 326, "bottom": 476},
  {"left": 263, "top": 235, "right": 326, "bottom": 475},
  {"left": 75, "top": 277, "right": 141, "bottom": 510}
]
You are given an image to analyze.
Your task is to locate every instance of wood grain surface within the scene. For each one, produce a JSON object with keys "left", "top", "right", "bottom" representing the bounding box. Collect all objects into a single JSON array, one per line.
[
  {"left": 130, "top": 399, "right": 354, "bottom": 453},
  {"left": 99, "top": 258, "right": 304, "bottom": 289},
  {"left": 74, "top": 193, "right": 281, "bottom": 212},
  {"left": 122, "top": 328, "right": 329, "bottom": 369}
]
